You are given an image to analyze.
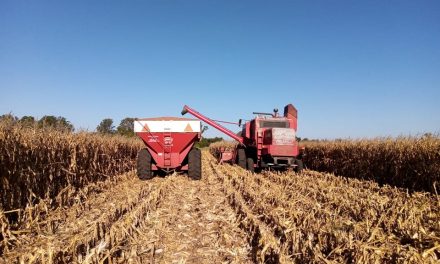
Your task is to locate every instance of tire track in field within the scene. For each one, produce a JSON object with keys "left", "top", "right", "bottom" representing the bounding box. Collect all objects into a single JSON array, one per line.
[
  {"left": 203, "top": 152, "right": 293, "bottom": 263},
  {"left": 116, "top": 171, "right": 252, "bottom": 264}
]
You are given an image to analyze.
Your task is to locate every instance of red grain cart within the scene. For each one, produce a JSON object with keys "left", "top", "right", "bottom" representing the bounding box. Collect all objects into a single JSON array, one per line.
[{"left": 134, "top": 117, "right": 202, "bottom": 180}]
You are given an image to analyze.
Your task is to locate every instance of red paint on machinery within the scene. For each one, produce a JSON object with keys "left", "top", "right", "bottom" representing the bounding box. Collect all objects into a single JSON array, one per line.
[
  {"left": 135, "top": 117, "right": 201, "bottom": 172},
  {"left": 182, "top": 104, "right": 304, "bottom": 171}
]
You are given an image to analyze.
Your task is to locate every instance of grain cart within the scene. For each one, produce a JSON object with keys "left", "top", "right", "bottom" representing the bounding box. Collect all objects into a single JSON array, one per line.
[
  {"left": 134, "top": 117, "right": 202, "bottom": 180},
  {"left": 182, "top": 104, "right": 304, "bottom": 172}
]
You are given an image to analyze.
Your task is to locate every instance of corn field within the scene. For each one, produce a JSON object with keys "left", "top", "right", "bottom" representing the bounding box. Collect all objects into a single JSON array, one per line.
[
  {"left": 0, "top": 123, "right": 143, "bottom": 218},
  {"left": 1, "top": 127, "right": 439, "bottom": 263},
  {"left": 302, "top": 136, "right": 440, "bottom": 193}
]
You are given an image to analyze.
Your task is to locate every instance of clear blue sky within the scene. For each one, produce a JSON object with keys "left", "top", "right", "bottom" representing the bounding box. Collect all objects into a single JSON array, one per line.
[{"left": 1, "top": 1, "right": 439, "bottom": 139}]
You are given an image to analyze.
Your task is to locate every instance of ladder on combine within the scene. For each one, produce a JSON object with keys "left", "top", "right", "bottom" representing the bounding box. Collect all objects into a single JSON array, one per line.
[{"left": 257, "top": 130, "right": 263, "bottom": 165}]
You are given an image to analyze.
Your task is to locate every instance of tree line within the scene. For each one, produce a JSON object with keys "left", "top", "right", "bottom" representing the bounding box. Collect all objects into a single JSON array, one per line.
[
  {"left": 1, "top": 114, "right": 228, "bottom": 145},
  {"left": 0, "top": 113, "right": 74, "bottom": 132},
  {"left": 0, "top": 114, "right": 137, "bottom": 137},
  {"left": 96, "top": 118, "right": 136, "bottom": 137}
]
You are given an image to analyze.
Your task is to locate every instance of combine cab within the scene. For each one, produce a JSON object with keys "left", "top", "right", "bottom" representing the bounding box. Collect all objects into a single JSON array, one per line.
[{"left": 134, "top": 117, "right": 202, "bottom": 180}]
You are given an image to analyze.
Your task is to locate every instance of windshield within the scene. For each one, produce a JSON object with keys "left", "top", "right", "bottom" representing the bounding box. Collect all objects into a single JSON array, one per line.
[{"left": 259, "top": 120, "right": 289, "bottom": 128}]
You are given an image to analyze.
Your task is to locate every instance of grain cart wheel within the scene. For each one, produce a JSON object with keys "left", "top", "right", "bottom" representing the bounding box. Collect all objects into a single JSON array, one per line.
[
  {"left": 295, "top": 159, "right": 304, "bottom": 173},
  {"left": 246, "top": 157, "right": 255, "bottom": 173},
  {"left": 137, "top": 148, "right": 153, "bottom": 180},
  {"left": 188, "top": 148, "right": 201, "bottom": 180},
  {"left": 237, "top": 149, "right": 246, "bottom": 169}
]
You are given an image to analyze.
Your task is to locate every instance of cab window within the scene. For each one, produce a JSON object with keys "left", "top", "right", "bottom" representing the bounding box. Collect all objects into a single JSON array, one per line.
[{"left": 259, "top": 120, "right": 289, "bottom": 128}]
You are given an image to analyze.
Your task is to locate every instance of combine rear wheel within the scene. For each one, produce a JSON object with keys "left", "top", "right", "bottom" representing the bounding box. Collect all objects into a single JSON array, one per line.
[
  {"left": 237, "top": 149, "right": 246, "bottom": 169},
  {"left": 137, "top": 148, "right": 153, "bottom": 180},
  {"left": 188, "top": 148, "right": 201, "bottom": 180}
]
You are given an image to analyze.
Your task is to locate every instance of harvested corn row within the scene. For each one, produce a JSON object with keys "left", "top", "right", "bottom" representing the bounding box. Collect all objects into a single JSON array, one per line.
[{"left": 204, "top": 150, "right": 440, "bottom": 263}]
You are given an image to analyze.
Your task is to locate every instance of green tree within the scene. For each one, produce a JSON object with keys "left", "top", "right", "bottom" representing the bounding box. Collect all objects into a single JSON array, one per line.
[
  {"left": 117, "top": 117, "right": 136, "bottom": 137},
  {"left": 56, "top": 116, "right": 74, "bottom": 132},
  {"left": 0, "top": 113, "right": 18, "bottom": 123},
  {"left": 19, "top": 116, "right": 36, "bottom": 127},
  {"left": 195, "top": 137, "right": 223, "bottom": 148},
  {"left": 38, "top": 116, "right": 74, "bottom": 132},
  {"left": 97, "top": 118, "right": 115, "bottom": 134},
  {"left": 38, "top": 115, "right": 57, "bottom": 128}
]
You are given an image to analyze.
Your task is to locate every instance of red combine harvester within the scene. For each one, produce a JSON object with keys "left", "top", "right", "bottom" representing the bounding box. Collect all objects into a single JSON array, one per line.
[
  {"left": 134, "top": 117, "right": 202, "bottom": 180},
  {"left": 181, "top": 104, "right": 304, "bottom": 172}
]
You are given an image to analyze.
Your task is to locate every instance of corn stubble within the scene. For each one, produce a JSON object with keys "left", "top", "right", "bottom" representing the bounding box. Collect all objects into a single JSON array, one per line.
[
  {"left": 2, "top": 171, "right": 167, "bottom": 263},
  {"left": 205, "top": 151, "right": 440, "bottom": 263}
]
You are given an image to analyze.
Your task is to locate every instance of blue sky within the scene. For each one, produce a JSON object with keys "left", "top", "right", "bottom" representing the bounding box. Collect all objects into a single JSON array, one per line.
[{"left": 1, "top": 1, "right": 439, "bottom": 139}]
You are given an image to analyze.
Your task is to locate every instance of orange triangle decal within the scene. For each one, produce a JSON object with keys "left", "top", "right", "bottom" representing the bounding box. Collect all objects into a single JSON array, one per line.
[
  {"left": 142, "top": 123, "right": 150, "bottom": 132},
  {"left": 184, "top": 123, "right": 193, "bottom": 132}
]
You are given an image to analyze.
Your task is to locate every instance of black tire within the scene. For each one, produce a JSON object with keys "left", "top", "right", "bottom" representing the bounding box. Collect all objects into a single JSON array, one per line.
[
  {"left": 137, "top": 148, "right": 153, "bottom": 180},
  {"left": 246, "top": 157, "right": 255, "bottom": 172},
  {"left": 237, "top": 149, "right": 246, "bottom": 169},
  {"left": 295, "top": 159, "right": 304, "bottom": 173},
  {"left": 188, "top": 148, "right": 201, "bottom": 180}
]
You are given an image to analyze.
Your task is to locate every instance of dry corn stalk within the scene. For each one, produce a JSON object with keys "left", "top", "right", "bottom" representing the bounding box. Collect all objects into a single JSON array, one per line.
[
  {"left": 0, "top": 122, "right": 143, "bottom": 214},
  {"left": 302, "top": 136, "right": 440, "bottom": 192}
]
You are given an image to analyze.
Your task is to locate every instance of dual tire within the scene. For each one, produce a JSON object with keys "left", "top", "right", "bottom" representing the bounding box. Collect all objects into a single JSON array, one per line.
[
  {"left": 238, "top": 148, "right": 303, "bottom": 173},
  {"left": 137, "top": 148, "right": 202, "bottom": 180}
]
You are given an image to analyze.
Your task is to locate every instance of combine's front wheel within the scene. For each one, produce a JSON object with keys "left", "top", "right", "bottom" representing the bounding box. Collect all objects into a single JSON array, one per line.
[
  {"left": 246, "top": 157, "right": 255, "bottom": 173},
  {"left": 237, "top": 149, "right": 246, "bottom": 169},
  {"left": 137, "top": 148, "right": 153, "bottom": 180},
  {"left": 188, "top": 148, "right": 201, "bottom": 180}
]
